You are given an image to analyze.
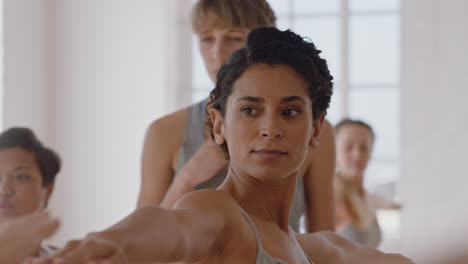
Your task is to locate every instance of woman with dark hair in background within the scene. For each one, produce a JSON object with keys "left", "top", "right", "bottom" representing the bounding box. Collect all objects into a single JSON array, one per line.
[
  {"left": 35, "top": 27, "right": 411, "bottom": 264},
  {"left": 0, "top": 127, "right": 61, "bottom": 263}
]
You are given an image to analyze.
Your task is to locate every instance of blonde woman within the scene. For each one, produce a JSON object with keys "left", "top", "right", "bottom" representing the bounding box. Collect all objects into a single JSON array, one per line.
[{"left": 334, "top": 119, "right": 401, "bottom": 248}]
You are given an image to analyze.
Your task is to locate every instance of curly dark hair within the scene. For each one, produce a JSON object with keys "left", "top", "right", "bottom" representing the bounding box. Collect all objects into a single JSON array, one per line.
[
  {"left": 0, "top": 127, "right": 61, "bottom": 186},
  {"left": 207, "top": 27, "right": 334, "bottom": 158}
]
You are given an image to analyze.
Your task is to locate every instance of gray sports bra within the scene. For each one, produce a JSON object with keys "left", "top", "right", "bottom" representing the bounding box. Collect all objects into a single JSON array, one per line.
[
  {"left": 239, "top": 206, "right": 313, "bottom": 264},
  {"left": 176, "top": 99, "right": 306, "bottom": 232}
]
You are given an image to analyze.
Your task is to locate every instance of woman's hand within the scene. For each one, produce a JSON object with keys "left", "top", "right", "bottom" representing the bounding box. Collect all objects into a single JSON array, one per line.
[
  {"left": 161, "top": 138, "right": 227, "bottom": 208},
  {"left": 179, "top": 138, "right": 227, "bottom": 187},
  {"left": 30, "top": 235, "right": 128, "bottom": 264},
  {"left": 0, "top": 211, "right": 59, "bottom": 263}
]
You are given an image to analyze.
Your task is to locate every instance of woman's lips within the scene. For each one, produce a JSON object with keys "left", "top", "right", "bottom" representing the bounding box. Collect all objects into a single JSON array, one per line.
[
  {"left": 252, "top": 149, "right": 287, "bottom": 160},
  {"left": 0, "top": 201, "right": 14, "bottom": 213}
]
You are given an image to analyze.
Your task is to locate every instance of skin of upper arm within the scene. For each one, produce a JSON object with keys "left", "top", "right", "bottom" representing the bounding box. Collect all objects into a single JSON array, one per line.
[
  {"left": 172, "top": 190, "right": 239, "bottom": 262},
  {"left": 137, "top": 109, "right": 187, "bottom": 208},
  {"left": 303, "top": 119, "right": 336, "bottom": 232}
]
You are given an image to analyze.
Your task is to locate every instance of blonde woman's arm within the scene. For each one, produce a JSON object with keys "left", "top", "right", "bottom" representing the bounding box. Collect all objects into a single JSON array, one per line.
[{"left": 138, "top": 109, "right": 226, "bottom": 209}]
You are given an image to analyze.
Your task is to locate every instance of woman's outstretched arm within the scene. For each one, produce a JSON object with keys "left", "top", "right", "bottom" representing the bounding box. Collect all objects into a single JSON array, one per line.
[
  {"left": 35, "top": 190, "right": 231, "bottom": 264},
  {"left": 296, "top": 231, "right": 414, "bottom": 264}
]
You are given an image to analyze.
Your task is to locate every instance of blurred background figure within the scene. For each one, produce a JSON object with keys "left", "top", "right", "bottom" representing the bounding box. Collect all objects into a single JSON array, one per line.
[
  {"left": 334, "top": 119, "right": 401, "bottom": 248},
  {"left": 0, "top": 127, "right": 61, "bottom": 262}
]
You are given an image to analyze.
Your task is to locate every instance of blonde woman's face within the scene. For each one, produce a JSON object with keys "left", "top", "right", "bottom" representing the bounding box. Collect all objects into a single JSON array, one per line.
[
  {"left": 336, "top": 124, "right": 373, "bottom": 178},
  {"left": 196, "top": 11, "right": 250, "bottom": 83}
]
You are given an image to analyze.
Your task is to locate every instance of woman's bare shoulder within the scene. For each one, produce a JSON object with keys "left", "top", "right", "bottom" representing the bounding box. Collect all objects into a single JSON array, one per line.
[
  {"left": 147, "top": 108, "right": 188, "bottom": 137},
  {"left": 174, "top": 189, "right": 239, "bottom": 212}
]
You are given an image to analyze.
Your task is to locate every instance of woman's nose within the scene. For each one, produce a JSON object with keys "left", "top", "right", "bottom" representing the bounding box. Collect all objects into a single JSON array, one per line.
[
  {"left": 0, "top": 178, "right": 14, "bottom": 198},
  {"left": 260, "top": 116, "right": 284, "bottom": 139}
]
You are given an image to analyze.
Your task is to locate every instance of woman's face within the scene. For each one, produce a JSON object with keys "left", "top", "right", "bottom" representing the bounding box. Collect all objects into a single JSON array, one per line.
[
  {"left": 196, "top": 11, "right": 250, "bottom": 82},
  {"left": 0, "top": 148, "right": 53, "bottom": 221},
  {"left": 336, "top": 124, "right": 373, "bottom": 179},
  {"left": 211, "top": 64, "right": 323, "bottom": 181}
]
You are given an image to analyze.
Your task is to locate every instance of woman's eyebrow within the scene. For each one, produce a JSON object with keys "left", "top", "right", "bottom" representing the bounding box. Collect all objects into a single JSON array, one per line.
[
  {"left": 12, "top": 166, "right": 30, "bottom": 172},
  {"left": 281, "top": 96, "right": 306, "bottom": 104},
  {"left": 236, "top": 96, "right": 264, "bottom": 103}
]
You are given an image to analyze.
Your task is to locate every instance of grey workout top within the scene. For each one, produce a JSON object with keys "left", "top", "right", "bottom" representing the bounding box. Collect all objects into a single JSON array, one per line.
[
  {"left": 239, "top": 206, "right": 313, "bottom": 264},
  {"left": 338, "top": 219, "right": 382, "bottom": 248},
  {"left": 176, "top": 99, "right": 306, "bottom": 232}
]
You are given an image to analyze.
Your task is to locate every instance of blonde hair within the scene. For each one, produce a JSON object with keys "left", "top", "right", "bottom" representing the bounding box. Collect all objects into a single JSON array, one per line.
[
  {"left": 191, "top": 0, "right": 276, "bottom": 34},
  {"left": 335, "top": 173, "right": 373, "bottom": 229}
]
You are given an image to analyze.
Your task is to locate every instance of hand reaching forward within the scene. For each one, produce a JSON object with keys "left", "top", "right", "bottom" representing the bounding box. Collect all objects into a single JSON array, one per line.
[
  {"left": 0, "top": 211, "right": 59, "bottom": 263},
  {"left": 180, "top": 138, "right": 228, "bottom": 186},
  {"left": 30, "top": 236, "right": 128, "bottom": 264}
]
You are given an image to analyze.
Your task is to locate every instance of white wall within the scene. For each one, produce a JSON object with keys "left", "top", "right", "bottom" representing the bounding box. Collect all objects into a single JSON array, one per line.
[
  {"left": 3, "top": 0, "right": 49, "bottom": 139},
  {"left": 3, "top": 0, "right": 192, "bottom": 245},
  {"left": 400, "top": 0, "right": 468, "bottom": 261}
]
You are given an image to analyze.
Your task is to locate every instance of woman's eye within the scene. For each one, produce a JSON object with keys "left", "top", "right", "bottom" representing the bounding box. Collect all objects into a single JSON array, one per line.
[
  {"left": 241, "top": 107, "right": 257, "bottom": 115},
  {"left": 200, "top": 36, "right": 214, "bottom": 43},
  {"left": 14, "top": 174, "right": 30, "bottom": 182},
  {"left": 283, "top": 108, "right": 300, "bottom": 117},
  {"left": 228, "top": 36, "right": 244, "bottom": 42}
]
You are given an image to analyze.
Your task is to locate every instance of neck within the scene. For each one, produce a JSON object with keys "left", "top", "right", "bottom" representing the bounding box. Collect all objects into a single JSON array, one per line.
[{"left": 219, "top": 166, "right": 297, "bottom": 231}]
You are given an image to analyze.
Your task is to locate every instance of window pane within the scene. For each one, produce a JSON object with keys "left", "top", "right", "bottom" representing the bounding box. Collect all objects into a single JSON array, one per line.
[
  {"left": 294, "top": 0, "right": 340, "bottom": 14},
  {"left": 349, "top": 15, "right": 400, "bottom": 85},
  {"left": 350, "top": 0, "right": 400, "bottom": 12},
  {"left": 294, "top": 17, "right": 341, "bottom": 81},
  {"left": 192, "top": 38, "right": 212, "bottom": 102},
  {"left": 267, "top": 0, "right": 290, "bottom": 16},
  {"left": 348, "top": 87, "right": 400, "bottom": 160}
]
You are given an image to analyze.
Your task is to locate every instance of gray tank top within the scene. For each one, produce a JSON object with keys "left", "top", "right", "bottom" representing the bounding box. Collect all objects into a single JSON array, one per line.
[
  {"left": 176, "top": 99, "right": 306, "bottom": 232},
  {"left": 239, "top": 206, "right": 313, "bottom": 264}
]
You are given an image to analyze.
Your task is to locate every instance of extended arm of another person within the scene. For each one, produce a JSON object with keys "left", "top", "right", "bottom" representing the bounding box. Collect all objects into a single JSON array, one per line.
[
  {"left": 0, "top": 211, "right": 59, "bottom": 264},
  {"left": 138, "top": 113, "right": 226, "bottom": 209},
  {"left": 303, "top": 119, "right": 336, "bottom": 232},
  {"left": 296, "top": 231, "right": 414, "bottom": 264},
  {"left": 368, "top": 192, "right": 402, "bottom": 210},
  {"left": 36, "top": 191, "right": 228, "bottom": 264},
  {"left": 160, "top": 137, "right": 227, "bottom": 208}
]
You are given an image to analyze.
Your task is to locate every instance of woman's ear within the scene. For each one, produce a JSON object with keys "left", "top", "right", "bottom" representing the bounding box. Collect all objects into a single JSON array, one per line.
[
  {"left": 309, "top": 112, "right": 326, "bottom": 148},
  {"left": 210, "top": 108, "right": 225, "bottom": 145},
  {"left": 43, "top": 183, "right": 54, "bottom": 208}
]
